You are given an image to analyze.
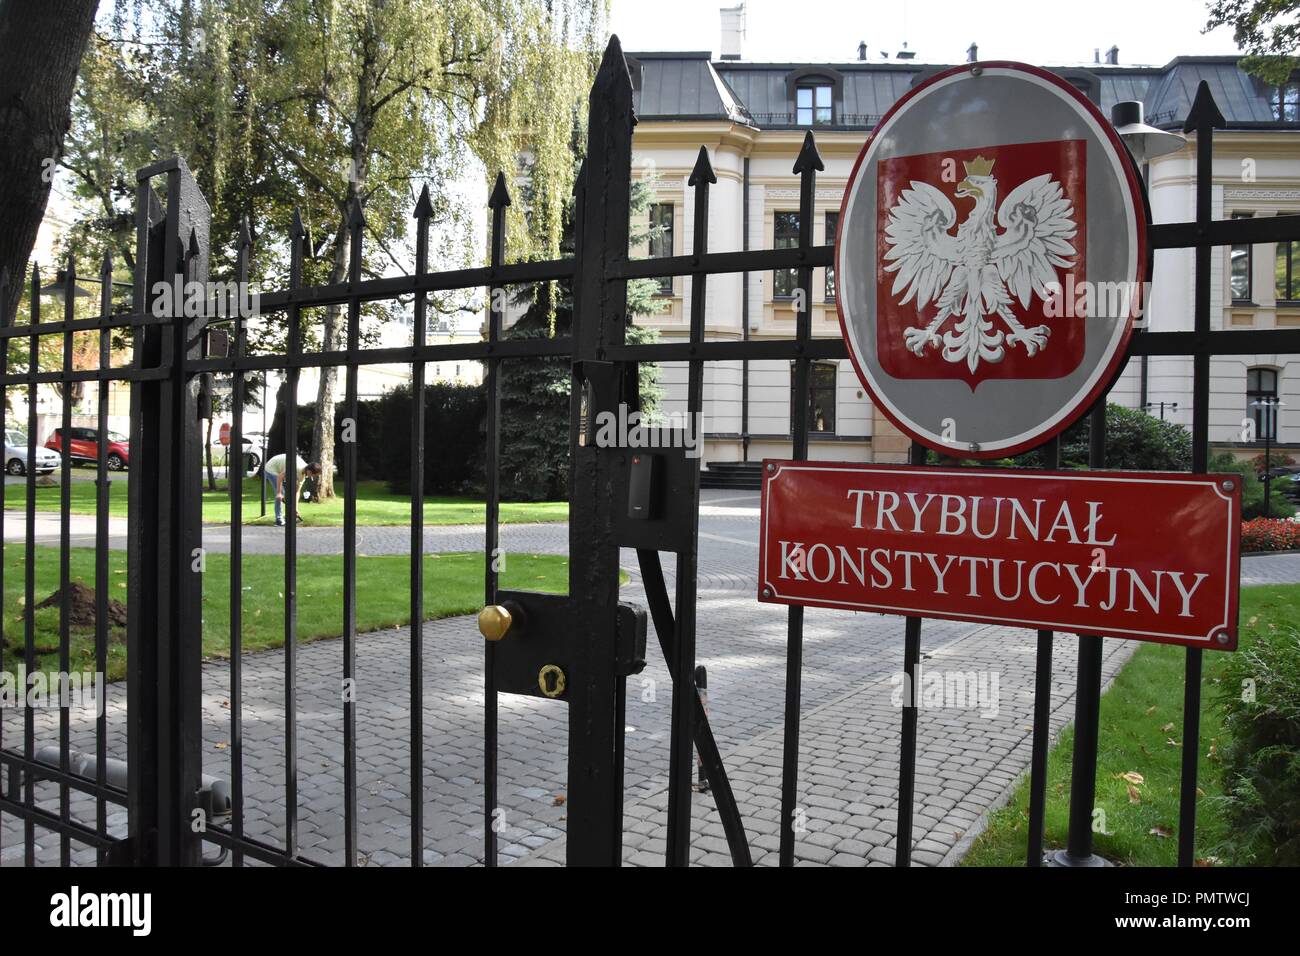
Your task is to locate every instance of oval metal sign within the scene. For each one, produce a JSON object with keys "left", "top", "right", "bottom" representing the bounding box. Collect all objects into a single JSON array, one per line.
[{"left": 835, "top": 62, "right": 1147, "bottom": 458}]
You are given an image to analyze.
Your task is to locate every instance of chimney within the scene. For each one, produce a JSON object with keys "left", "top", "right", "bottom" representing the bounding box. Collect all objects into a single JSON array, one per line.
[
  {"left": 858, "top": 40, "right": 867, "bottom": 61},
  {"left": 1105, "top": 44, "right": 1119, "bottom": 65},
  {"left": 720, "top": 3, "right": 745, "bottom": 61},
  {"left": 967, "top": 42, "right": 978, "bottom": 63},
  {"left": 1094, "top": 48, "right": 1100, "bottom": 64}
]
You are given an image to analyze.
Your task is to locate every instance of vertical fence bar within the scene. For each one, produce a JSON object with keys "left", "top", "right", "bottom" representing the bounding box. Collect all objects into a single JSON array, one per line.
[
  {"left": 665, "top": 147, "right": 715, "bottom": 866},
  {"left": 58, "top": 256, "right": 75, "bottom": 866},
  {"left": 1179, "top": 81, "right": 1223, "bottom": 868},
  {"left": 0, "top": 266, "right": 8, "bottom": 864},
  {"left": 342, "top": 198, "right": 364, "bottom": 866},
  {"left": 778, "top": 131, "right": 823, "bottom": 867},
  {"left": 24, "top": 265, "right": 39, "bottom": 865},
  {"left": 94, "top": 253, "right": 112, "bottom": 864},
  {"left": 410, "top": 187, "right": 432, "bottom": 867},
  {"left": 483, "top": 172, "right": 509, "bottom": 866},
  {"left": 284, "top": 209, "right": 306, "bottom": 858},
  {"left": 170, "top": 218, "right": 206, "bottom": 866},
  {"left": 125, "top": 179, "right": 156, "bottom": 865},
  {"left": 229, "top": 220, "right": 252, "bottom": 867},
  {"left": 1026, "top": 435, "right": 1060, "bottom": 866}
]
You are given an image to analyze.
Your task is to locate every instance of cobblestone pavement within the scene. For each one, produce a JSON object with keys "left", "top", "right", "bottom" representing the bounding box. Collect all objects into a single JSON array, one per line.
[{"left": 4, "top": 492, "right": 1298, "bottom": 867}]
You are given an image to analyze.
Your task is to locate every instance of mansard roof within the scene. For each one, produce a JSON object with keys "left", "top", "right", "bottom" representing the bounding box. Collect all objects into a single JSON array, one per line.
[{"left": 627, "top": 52, "right": 1295, "bottom": 131}]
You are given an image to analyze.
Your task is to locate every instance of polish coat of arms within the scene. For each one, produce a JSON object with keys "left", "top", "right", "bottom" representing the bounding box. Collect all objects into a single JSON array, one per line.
[{"left": 874, "top": 141, "right": 1088, "bottom": 386}]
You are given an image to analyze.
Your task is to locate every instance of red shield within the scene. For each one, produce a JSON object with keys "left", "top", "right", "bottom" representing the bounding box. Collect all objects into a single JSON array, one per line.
[{"left": 875, "top": 140, "right": 1088, "bottom": 388}]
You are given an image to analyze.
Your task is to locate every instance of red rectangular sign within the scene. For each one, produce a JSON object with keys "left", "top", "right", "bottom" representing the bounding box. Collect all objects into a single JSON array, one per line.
[{"left": 758, "top": 461, "right": 1241, "bottom": 650}]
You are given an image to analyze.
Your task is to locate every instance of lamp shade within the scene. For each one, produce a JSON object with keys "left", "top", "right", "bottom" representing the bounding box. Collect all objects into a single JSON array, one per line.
[{"left": 1110, "top": 101, "right": 1186, "bottom": 164}]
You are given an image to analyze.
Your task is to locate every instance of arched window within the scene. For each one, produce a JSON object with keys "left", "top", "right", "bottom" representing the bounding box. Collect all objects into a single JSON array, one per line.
[{"left": 1247, "top": 366, "right": 1279, "bottom": 441}]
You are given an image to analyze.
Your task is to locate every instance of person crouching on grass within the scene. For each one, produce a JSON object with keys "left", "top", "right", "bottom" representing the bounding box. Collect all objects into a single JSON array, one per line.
[{"left": 263, "top": 453, "right": 322, "bottom": 526}]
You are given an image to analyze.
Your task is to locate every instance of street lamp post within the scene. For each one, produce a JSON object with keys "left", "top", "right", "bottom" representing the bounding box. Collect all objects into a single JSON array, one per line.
[
  {"left": 1251, "top": 397, "right": 1284, "bottom": 518},
  {"left": 261, "top": 371, "right": 270, "bottom": 518},
  {"left": 1143, "top": 400, "right": 1178, "bottom": 421}
]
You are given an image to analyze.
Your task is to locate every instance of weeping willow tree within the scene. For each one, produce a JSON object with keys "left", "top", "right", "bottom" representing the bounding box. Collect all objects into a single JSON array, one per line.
[
  {"left": 60, "top": 0, "right": 605, "bottom": 497},
  {"left": 251, "top": 0, "right": 604, "bottom": 497}
]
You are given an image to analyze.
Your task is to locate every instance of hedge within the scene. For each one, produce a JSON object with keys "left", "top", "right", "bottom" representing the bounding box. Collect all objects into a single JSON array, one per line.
[{"left": 268, "top": 382, "right": 487, "bottom": 496}]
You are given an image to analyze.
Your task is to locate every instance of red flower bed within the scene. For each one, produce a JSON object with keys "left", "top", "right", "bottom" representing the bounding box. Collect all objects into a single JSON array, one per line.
[{"left": 1241, "top": 518, "right": 1300, "bottom": 553}]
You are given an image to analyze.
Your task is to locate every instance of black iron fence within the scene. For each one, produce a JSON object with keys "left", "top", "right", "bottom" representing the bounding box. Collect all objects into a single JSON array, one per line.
[{"left": 2, "top": 37, "right": 1299, "bottom": 867}]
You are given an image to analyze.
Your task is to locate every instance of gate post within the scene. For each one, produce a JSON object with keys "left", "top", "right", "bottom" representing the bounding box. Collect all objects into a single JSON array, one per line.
[
  {"left": 567, "top": 36, "right": 635, "bottom": 866},
  {"left": 125, "top": 157, "right": 209, "bottom": 866}
]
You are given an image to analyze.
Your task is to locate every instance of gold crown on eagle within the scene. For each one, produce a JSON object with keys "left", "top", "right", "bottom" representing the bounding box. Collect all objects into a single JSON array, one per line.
[{"left": 963, "top": 155, "right": 995, "bottom": 177}]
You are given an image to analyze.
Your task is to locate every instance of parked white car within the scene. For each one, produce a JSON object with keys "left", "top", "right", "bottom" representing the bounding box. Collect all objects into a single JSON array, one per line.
[
  {"left": 210, "top": 429, "right": 268, "bottom": 474},
  {"left": 4, "top": 429, "right": 61, "bottom": 476}
]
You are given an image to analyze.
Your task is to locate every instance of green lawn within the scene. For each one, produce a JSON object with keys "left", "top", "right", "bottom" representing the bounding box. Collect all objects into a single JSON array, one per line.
[
  {"left": 2, "top": 545, "right": 589, "bottom": 682},
  {"left": 961, "top": 585, "right": 1294, "bottom": 867},
  {"left": 2, "top": 473, "right": 568, "bottom": 527}
]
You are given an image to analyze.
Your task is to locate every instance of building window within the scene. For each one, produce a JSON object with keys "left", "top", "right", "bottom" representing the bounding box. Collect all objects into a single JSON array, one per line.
[
  {"left": 1248, "top": 367, "right": 1279, "bottom": 441},
  {"left": 790, "top": 361, "right": 837, "bottom": 434},
  {"left": 1230, "top": 212, "right": 1252, "bottom": 302},
  {"left": 796, "top": 84, "right": 832, "bottom": 126},
  {"left": 1278, "top": 238, "right": 1300, "bottom": 302},
  {"left": 649, "top": 203, "right": 674, "bottom": 294},
  {"left": 825, "top": 211, "right": 839, "bottom": 300},
  {"left": 1272, "top": 80, "right": 1300, "bottom": 122},
  {"left": 774, "top": 211, "right": 799, "bottom": 298}
]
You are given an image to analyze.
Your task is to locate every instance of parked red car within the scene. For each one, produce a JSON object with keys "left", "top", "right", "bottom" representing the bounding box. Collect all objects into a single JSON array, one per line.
[{"left": 44, "top": 426, "right": 130, "bottom": 471}]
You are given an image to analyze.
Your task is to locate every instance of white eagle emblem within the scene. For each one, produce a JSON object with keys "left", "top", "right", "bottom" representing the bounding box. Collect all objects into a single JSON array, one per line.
[{"left": 882, "top": 155, "right": 1078, "bottom": 373}]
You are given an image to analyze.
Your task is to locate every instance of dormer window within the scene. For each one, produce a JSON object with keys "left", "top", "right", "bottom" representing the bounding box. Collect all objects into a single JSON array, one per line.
[
  {"left": 785, "top": 68, "right": 842, "bottom": 127},
  {"left": 797, "top": 82, "right": 833, "bottom": 126}
]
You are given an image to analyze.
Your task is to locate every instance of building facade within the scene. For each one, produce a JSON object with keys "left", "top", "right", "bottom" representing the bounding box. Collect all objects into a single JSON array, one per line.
[{"left": 624, "top": 41, "right": 1300, "bottom": 470}]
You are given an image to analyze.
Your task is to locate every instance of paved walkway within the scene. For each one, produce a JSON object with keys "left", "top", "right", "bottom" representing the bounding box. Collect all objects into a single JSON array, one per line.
[{"left": 4, "top": 492, "right": 1299, "bottom": 867}]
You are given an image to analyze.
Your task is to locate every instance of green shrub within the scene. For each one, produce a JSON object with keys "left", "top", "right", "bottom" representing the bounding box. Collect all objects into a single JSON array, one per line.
[
  {"left": 1007, "top": 403, "right": 1191, "bottom": 470},
  {"left": 1250, "top": 452, "right": 1296, "bottom": 474},
  {"left": 1210, "top": 452, "right": 1297, "bottom": 520},
  {"left": 1215, "top": 623, "right": 1300, "bottom": 864}
]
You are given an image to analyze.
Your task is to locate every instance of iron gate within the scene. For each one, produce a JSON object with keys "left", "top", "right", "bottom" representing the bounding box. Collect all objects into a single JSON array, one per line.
[{"left": 2, "top": 36, "right": 1300, "bottom": 867}]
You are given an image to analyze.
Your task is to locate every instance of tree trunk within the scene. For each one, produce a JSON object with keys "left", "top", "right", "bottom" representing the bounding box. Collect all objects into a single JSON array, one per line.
[
  {"left": 0, "top": 1, "right": 98, "bottom": 320},
  {"left": 310, "top": 225, "right": 349, "bottom": 500},
  {"left": 205, "top": 413, "right": 216, "bottom": 491}
]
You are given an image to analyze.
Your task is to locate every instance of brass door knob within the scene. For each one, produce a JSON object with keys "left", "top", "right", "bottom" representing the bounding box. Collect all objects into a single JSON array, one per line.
[{"left": 478, "top": 604, "right": 513, "bottom": 641}]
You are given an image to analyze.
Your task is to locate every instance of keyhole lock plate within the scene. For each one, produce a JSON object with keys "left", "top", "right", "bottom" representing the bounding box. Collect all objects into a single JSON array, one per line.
[{"left": 538, "top": 664, "right": 566, "bottom": 699}]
